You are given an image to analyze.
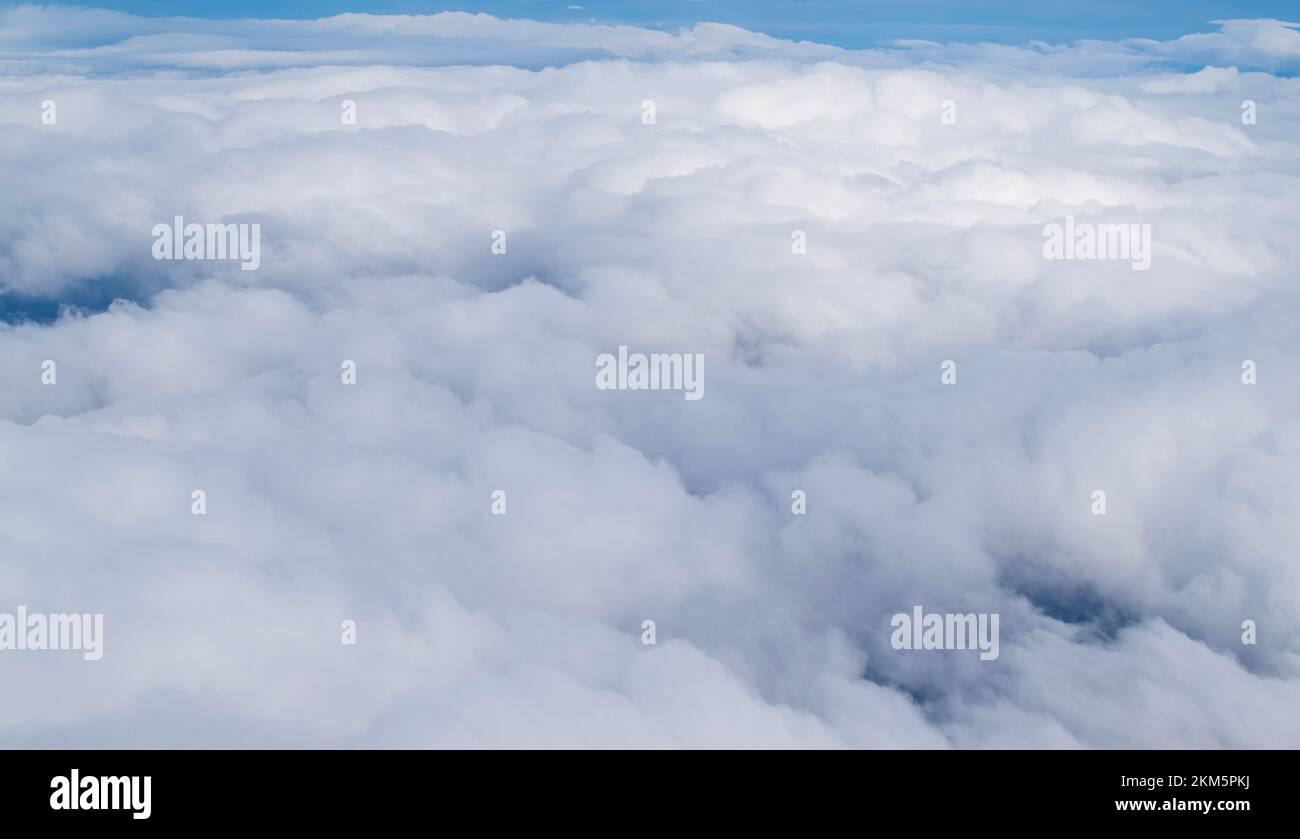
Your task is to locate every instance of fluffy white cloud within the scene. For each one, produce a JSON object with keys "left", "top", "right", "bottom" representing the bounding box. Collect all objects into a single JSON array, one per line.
[{"left": 0, "top": 7, "right": 1297, "bottom": 747}]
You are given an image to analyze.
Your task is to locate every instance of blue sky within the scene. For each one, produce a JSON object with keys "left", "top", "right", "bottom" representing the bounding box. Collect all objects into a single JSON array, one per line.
[{"left": 12, "top": 1, "right": 1300, "bottom": 47}]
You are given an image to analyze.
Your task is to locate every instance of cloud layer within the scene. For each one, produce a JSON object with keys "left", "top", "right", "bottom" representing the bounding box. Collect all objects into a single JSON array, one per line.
[{"left": 1, "top": 7, "right": 1298, "bottom": 747}]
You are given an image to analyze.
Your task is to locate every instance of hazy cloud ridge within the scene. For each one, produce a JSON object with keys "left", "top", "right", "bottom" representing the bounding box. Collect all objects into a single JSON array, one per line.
[{"left": 0, "top": 7, "right": 1298, "bottom": 747}]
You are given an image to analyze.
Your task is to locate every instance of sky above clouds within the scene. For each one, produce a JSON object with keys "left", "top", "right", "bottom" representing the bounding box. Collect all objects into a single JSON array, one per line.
[
  {"left": 15, "top": 0, "right": 1300, "bottom": 47},
  {"left": 0, "top": 5, "right": 1299, "bottom": 747}
]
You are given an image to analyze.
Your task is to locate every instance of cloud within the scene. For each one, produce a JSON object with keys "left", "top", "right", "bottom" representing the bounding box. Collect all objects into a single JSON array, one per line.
[{"left": 0, "top": 7, "right": 1297, "bottom": 747}]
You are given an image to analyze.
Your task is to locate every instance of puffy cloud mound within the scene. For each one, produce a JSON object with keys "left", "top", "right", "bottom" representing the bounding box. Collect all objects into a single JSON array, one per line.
[{"left": 0, "top": 6, "right": 1298, "bottom": 747}]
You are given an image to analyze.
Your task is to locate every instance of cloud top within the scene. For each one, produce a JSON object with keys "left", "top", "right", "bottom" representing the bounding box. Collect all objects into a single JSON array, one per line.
[{"left": 0, "top": 8, "right": 1298, "bottom": 747}]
